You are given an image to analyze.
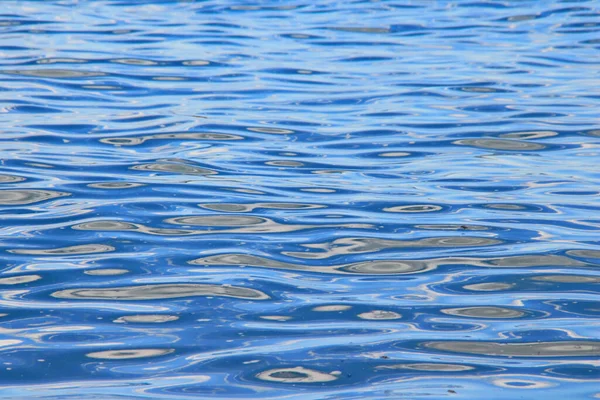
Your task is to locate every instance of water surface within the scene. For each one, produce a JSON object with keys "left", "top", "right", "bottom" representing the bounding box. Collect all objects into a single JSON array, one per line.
[{"left": 0, "top": 1, "right": 599, "bottom": 399}]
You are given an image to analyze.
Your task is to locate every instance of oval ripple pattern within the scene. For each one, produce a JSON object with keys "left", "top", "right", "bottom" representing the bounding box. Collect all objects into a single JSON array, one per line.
[{"left": 0, "top": 1, "right": 599, "bottom": 399}]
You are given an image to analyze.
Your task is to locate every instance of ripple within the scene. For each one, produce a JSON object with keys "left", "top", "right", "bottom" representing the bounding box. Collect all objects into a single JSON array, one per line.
[
  {"left": 111, "top": 58, "right": 158, "bottom": 66},
  {"left": 84, "top": 269, "right": 129, "bottom": 276},
  {"left": 87, "top": 182, "right": 145, "bottom": 189},
  {"left": 265, "top": 160, "right": 304, "bottom": 167},
  {"left": 454, "top": 139, "right": 546, "bottom": 151},
  {"left": 182, "top": 60, "right": 211, "bottom": 66},
  {"left": 378, "top": 152, "right": 411, "bottom": 157},
  {"left": 463, "top": 283, "right": 515, "bottom": 292},
  {"left": 247, "top": 127, "right": 294, "bottom": 134},
  {"left": 0, "top": 190, "right": 69, "bottom": 205},
  {"left": 193, "top": 253, "right": 561, "bottom": 275},
  {"left": 487, "top": 255, "right": 584, "bottom": 268},
  {"left": 441, "top": 307, "right": 525, "bottom": 319},
  {"left": 73, "top": 221, "right": 138, "bottom": 231},
  {"left": 341, "top": 260, "right": 433, "bottom": 275},
  {"left": 424, "top": 341, "right": 600, "bottom": 357},
  {"left": 10, "top": 244, "right": 115, "bottom": 256},
  {"left": 531, "top": 275, "right": 600, "bottom": 283},
  {"left": 100, "top": 132, "right": 243, "bottom": 146},
  {"left": 1, "top": 69, "right": 105, "bottom": 78},
  {"left": 260, "top": 315, "right": 292, "bottom": 321},
  {"left": 483, "top": 203, "right": 527, "bottom": 210},
  {"left": 0, "top": 275, "right": 41, "bottom": 285},
  {"left": 383, "top": 204, "right": 442, "bottom": 213},
  {"left": 377, "top": 363, "right": 474, "bottom": 372},
  {"left": 285, "top": 237, "right": 502, "bottom": 259},
  {"left": 199, "top": 202, "right": 324, "bottom": 212},
  {"left": 130, "top": 163, "right": 217, "bottom": 176},
  {"left": 114, "top": 315, "right": 179, "bottom": 323},
  {"left": 52, "top": 284, "right": 269, "bottom": 300},
  {"left": 500, "top": 131, "right": 558, "bottom": 140},
  {"left": 492, "top": 378, "right": 554, "bottom": 389},
  {"left": 568, "top": 250, "right": 600, "bottom": 259},
  {"left": 256, "top": 367, "right": 338, "bottom": 383},
  {"left": 166, "top": 215, "right": 266, "bottom": 226},
  {"left": 0, "top": 174, "right": 25, "bottom": 183},
  {"left": 313, "top": 305, "right": 352, "bottom": 312},
  {"left": 358, "top": 310, "right": 402, "bottom": 320},
  {"left": 86, "top": 349, "right": 174, "bottom": 360}
]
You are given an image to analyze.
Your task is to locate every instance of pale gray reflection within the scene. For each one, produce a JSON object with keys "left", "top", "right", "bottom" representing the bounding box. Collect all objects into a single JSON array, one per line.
[
  {"left": 52, "top": 283, "right": 269, "bottom": 300},
  {"left": 461, "top": 87, "right": 502, "bottom": 93},
  {"left": 377, "top": 363, "right": 474, "bottom": 372},
  {"left": 301, "top": 188, "right": 336, "bottom": 193},
  {"left": 73, "top": 221, "right": 138, "bottom": 231},
  {"left": 37, "top": 58, "right": 86, "bottom": 64},
  {"left": 588, "top": 129, "right": 600, "bottom": 137},
  {"left": 153, "top": 76, "right": 186, "bottom": 81},
  {"left": 166, "top": 216, "right": 266, "bottom": 226},
  {"left": 101, "top": 132, "right": 242, "bottom": 146},
  {"left": 442, "top": 307, "right": 525, "bottom": 318},
  {"left": 0, "top": 174, "right": 25, "bottom": 183},
  {"left": 454, "top": 138, "right": 546, "bottom": 151},
  {"left": 342, "top": 260, "right": 433, "bottom": 274},
  {"left": 358, "top": 310, "right": 401, "bottom": 320},
  {"left": 383, "top": 205, "right": 442, "bottom": 213},
  {"left": 143, "top": 228, "right": 197, "bottom": 236},
  {"left": 488, "top": 255, "right": 585, "bottom": 267},
  {"left": 88, "top": 182, "right": 145, "bottom": 189},
  {"left": 199, "top": 202, "right": 324, "bottom": 212},
  {"left": 0, "top": 190, "right": 69, "bottom": 205},
  {"left": 313, "top": 305, "right": 352, "bottom": 312},
  {"left": 0, "top": 275, "right": 41, "bottom": 285},
  {"left": 257, "top": 367, "right": 338, "bottom": 383},
  {"left": 114, "top": 315, "right": 179, "bottom": 323},
  {"left": 531, "top": 275, "right": 600, "bottom": 283},
  {"left": 1, "top": 69, "right": 105, "bottom": 78},
  {"left": 260, "top": 315, "right": 292, "bottom": 321},
  {"left": 84, "top": 269, "right": 128, "bottom": 276},
  {"left": 284, "top": 236, "right": 501, "bottom": 259},
  {"left": 10, "top": 244, "right": 115, "bottom": 255},
  {"left": 500, "top": 131, "right": 558, "bottom": 140},
  {"left": 111, "top": 58, "right": 158, "bottom": 65},
  {"left": 100, "top": 137, "right": 144, "bottom": 146},
  {"left": 131, "top": 163, "right": 217, "bottom": 175},
  {"left": 190, "top": 254, "right": 314, "bottom": 271},
  {"left": 378, "top": 152, "right": 411, "bottom": 157},
  {"left": 567, "top": 250, "right": 600, "bottom": 259},
  {"left": 463, "top": 282, "right": 514, "bottom": 291},
  {"left": 247, "top": 127, "right": 294, "bottom": 134},
  {"left": 86, "top": 348, "right": 174, "bottom": 360},
  {"left": 484, "top": 204, "right": 526, "bottom": 210},
  {"left": 266, "top": 160, "right": 304, "bottom": 167},
  {"left": 416, "top": 224, "right": 488, "bottom": 231},
  {"left": 200, "top": 204, "right": 248, "bottom": 212},
  {"left": 424, "top": 341, "right": 600, "bottom": 357},
  {"left": 182, "top": 60, "right": 210, "bottom": 66}
]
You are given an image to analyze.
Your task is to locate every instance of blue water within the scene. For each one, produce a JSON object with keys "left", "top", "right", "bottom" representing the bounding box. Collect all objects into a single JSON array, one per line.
[{"left": 0, "top": 0, "right": 599, "bottom": 398}]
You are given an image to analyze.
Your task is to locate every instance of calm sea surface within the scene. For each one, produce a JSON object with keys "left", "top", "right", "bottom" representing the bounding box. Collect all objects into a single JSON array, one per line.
[{"left": 0, "top": 1, "right": 599, "bottom": 399}]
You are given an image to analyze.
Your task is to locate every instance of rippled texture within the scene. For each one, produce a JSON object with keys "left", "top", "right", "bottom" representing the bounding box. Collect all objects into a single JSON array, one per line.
[{"left": 1, "top": 1, "right": 599, "bottom": 399}]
